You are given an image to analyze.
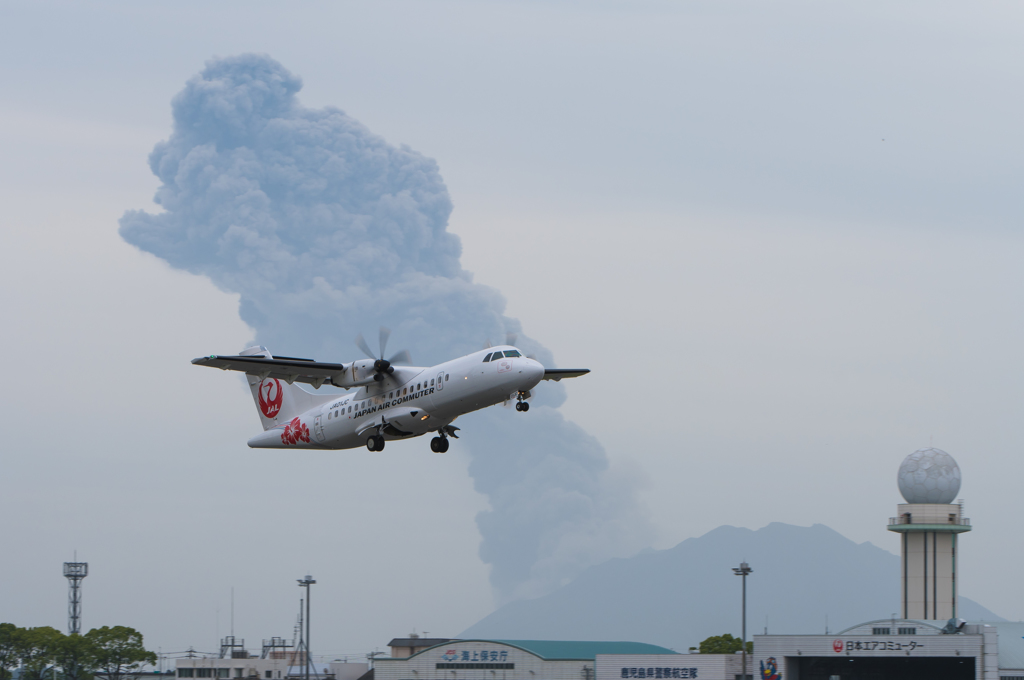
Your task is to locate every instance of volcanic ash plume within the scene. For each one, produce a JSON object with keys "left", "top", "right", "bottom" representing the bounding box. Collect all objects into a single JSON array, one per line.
[{"left": 120, "top": 53, "right": 652, "bottom": 601}]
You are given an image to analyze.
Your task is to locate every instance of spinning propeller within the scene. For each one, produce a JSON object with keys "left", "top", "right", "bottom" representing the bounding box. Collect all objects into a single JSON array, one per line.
[{"left": 355, "top": 327, "right": 412, "bottom": 382}]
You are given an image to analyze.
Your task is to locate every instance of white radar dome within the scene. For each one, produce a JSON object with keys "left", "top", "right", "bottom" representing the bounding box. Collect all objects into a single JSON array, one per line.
[{"left": 897, "top": 448, "right": 962, "bottom": 504}]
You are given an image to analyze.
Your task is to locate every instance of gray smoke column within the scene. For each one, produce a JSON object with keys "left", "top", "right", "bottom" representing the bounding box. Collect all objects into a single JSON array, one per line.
[{"left": 120, "top": 54, "right": 652, "bottom": 600}]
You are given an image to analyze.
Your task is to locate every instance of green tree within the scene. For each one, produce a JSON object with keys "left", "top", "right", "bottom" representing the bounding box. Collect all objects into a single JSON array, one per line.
[
  {"left": 697, "top": 634, "right": 752, "bottom": 654},
  {"left": 0, "top": 624, "right": 21, "bottom": 680},
  {"left": 84, "top": 627, "right": 156, "bottom": 680},
  {"left": 54, "top": 633, "right": 97, "bottom": 680},
  {"left": 17, "top": 627, "right": 65, "bottom": 680}
]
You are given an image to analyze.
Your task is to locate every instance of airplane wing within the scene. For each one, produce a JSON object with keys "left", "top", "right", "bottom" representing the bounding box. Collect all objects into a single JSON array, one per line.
[
  {"left": 542, "top": 368, "right": 590, "bottom": 381},
  {"left": 192, "top": 354, "right": 355, "bottom": 387}
]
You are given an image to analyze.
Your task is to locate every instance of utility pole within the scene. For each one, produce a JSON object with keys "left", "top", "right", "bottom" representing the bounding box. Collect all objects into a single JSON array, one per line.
[
  {"left": 297, "top": 576, "right": 316, "bottom": 680},
  {"left": 732, "top": 562, "right": 752, "bottom": 680}
]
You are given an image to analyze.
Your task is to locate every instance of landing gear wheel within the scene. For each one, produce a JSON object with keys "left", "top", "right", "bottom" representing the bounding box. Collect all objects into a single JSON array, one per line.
[
  {"left": 439, "top": 437, "right": 449, "bottom": 453},
  {"left": 430, "top": 436, "right": 442, "bottom": 453},
  {"left": 520, "top": 402, "right": 529, "bottom": 412},
  {"left": 373, "top": 435, "right": 385, "bottom": 451},
  {"left": 366, "top": 436, "right": 377, "bottom": 451},
  {"left": 515, "top": 402, "right": 523, "bottom": 411}
]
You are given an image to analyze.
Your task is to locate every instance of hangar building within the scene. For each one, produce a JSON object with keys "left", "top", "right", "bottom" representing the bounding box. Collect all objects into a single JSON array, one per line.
[{"left": 752, "top": 618, "right": 1002, "bottom": 680}]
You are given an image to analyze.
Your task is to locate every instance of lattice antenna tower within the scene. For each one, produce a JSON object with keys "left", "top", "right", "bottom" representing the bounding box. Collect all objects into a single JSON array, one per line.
[{"left": 63, "top": 558, "right": 88, "bottom": 634}]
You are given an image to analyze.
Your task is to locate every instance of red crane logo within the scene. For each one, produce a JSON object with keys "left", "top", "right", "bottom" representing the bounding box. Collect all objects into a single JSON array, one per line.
[{"left": 258, "top": 379, "right": 283, "bottom": 418}]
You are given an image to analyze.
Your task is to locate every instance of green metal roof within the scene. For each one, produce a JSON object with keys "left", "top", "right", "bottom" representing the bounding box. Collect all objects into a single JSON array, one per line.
[{"left": 490, "top": 640, "right": 678, "bottom": 659}]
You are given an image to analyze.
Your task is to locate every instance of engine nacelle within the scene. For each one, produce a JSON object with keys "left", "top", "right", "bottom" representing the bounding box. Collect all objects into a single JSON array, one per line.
[{"left": 331, "top": 359, "right": 378, "bottom": 388}]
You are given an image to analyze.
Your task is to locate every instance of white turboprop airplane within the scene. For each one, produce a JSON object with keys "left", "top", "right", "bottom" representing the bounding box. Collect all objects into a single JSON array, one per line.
[{"left": 193, "top": 328, "right": 589, "bottom": 452}]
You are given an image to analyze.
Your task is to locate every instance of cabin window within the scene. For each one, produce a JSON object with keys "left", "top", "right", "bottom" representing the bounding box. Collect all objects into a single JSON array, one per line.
[
  {"left": 430, "top": 379, "right": 434, "bottom": 386},
  {"left": 389, "top": 392, "right": 393, "bottom": 398},
  {"left": 327, "top": 412, "right": 331, "bottom": 420},
  {"left": 417, "top": 383, "right": 421, "bottom": 390},
  {"left": 334, "top": 410, "right": 338, "bottom": 417},
  {"left": 445, "top": 374, "right": 449, "bottom": 381},
  {"left": 348, "top": 405, "right": 352, "bottom": 413},
  {"left": 402, "top": 388, "right": 407, "bottom": 395}
]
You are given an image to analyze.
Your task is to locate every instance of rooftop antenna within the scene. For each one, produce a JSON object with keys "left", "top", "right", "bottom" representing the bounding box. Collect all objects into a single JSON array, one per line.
[
  {"left": 297, "top": 576, "right": 317, "bottom": 680},
  {"left": 63, "top": 553, "right": 88, "bottom": 634}
]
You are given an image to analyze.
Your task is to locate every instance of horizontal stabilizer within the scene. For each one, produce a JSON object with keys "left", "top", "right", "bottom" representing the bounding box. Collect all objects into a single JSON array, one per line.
[{"left": 542, "top": 368, "right": 590, "bottom": 381}]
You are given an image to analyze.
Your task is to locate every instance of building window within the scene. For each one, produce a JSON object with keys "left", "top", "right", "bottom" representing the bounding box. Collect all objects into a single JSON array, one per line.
[
  {"left": 872, "top": 627, "right": 891, "bottom": 635},
  {"left": 179, "top": 671, "right": 195, "bottom": 678},
  {"left": 265, "top": 672, "right": 272, "bottom": 679},
  {"left": 898, "top": 627, "right": 916, "bottom": 635},
  {"left": 435, "top": 665, "right": 514, "bottom": 670},
  {"left": 235, "top": 670, "right": 243, "bottom": 678},
  {"left": 217, "top": 670, "right": 229, "bottom": 678},
  {"left": 196, "top": 669, "right": 213, "bottom": 678}
]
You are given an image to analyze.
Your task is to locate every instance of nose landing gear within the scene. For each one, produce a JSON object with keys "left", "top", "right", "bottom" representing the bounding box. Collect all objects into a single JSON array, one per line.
[{"left": 515, "top": 391, "right": 530, "bottom": 412}]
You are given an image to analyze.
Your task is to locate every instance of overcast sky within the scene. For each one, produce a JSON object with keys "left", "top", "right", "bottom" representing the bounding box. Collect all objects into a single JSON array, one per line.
[{"left": 1, "top": 0, "right": 1023, "bottom": 661}]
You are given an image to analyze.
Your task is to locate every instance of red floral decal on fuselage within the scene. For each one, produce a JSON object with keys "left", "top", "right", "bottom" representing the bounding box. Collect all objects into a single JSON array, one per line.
[{"left": 281, "top": 417, "right": 310, "bottom": 445}]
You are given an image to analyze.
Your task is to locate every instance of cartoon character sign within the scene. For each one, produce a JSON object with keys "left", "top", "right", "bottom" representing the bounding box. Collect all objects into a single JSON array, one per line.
[
  {"left": 258, "top": 378, "right": 283, "bottom": 418},
  {"left": 759, "top": 657, "right": 781, "bottom": 680}
]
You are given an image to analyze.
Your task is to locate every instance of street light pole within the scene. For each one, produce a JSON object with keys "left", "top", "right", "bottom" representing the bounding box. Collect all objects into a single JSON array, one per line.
[
  {"left": 732, "top": 562, "right": 752, "bottom": 680},
  {"left": 298, "top": 576, "right": 316, "bottom": 680}
]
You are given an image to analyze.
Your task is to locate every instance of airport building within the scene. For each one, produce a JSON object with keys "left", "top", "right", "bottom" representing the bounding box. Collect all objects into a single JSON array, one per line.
[
  {"left": 373, "top": 639, "right": 680, "bottom": 680},
  {"left": 740, "top": 449, "right": 1022, "bottom": 680}
]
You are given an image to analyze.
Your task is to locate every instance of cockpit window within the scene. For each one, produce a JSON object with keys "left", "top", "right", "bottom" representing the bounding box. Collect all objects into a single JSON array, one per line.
[
  {"left": 503, "top": 350, "right": 522, "bottom": 358},
  {"left": 483, "top": 353, "right": 493, "bottom": 362}
]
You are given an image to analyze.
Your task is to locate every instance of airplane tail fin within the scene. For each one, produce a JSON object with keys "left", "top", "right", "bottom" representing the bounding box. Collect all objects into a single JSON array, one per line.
[{"left": 241, "top": 346, "right": 331, "bottom": 430}]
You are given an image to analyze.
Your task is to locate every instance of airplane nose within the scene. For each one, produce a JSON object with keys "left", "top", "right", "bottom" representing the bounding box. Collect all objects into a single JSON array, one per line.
[{"left": 527, "top": 359, "right": 544, "bottom": 384}]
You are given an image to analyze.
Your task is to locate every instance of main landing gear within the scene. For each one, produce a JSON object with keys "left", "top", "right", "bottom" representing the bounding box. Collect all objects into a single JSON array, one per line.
[
  {"left": 365, "top": 435, "right": 385, "bottom": 451},
  {"left": 430, "top": 435, "right": 450, "bottom": 453}
]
